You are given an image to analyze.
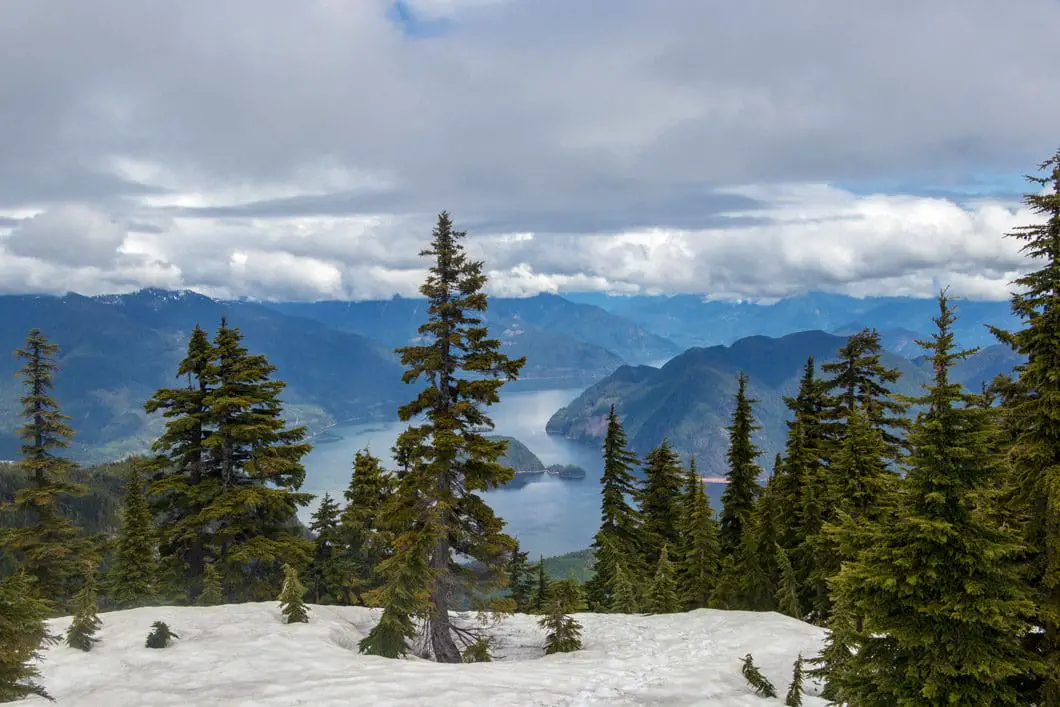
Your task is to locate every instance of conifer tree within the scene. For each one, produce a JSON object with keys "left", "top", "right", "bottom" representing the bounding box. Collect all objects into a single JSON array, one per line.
[
  {"left": 359, "top": 212, "right": 525, "bottom": 663},
  {"left": 145, "top": 325, "right": 215, "bottom": 599},
  {"left": 278, "top": 563, "right": 309, "bottom": 624},
  {"left": 709, "top": 556, "right": 741, "bottom": 610},
  {"left": 539, "top": 588, "right": 583, "bottom": 656},
  {"left": 775, "top": 545, "right": 800, "bottom": 620},
  {"left": 741, "top": 654, "right": 777, "bottom": 698},
  {"left": 107, "top": 462, "right": 158, "bottom": 608},
  {"left": 506, "top": 540, "right": 535, "bottom": 613},
  {"left": 831, "top": 293, "right": 1038, "bottom": 705},
  {"left": 808, "top": 591, "right": 859, "bottom": 702},
  {"left": 338, "top": 450, "right": 393, "bottom": 605},
  {"left": 785, "top": 655, "right": 804, "bottom": 707},
  {"left": 990, "top": 149, "right": 1060, "bottom": 703},
  {"left": 638, "top": 441, "right": 684, "bottom": 569},
  {"left": 306, "top": 493, "right": 343, "bottom": 603},
  {"left": 646, "top": 545, "right": 679, "bottom": 615},
  {"left": 676, "top": 469, "right": 721, "bottom": 610},
  {"left": 532, "top": 556, "right": 551, "bottom": 613},
  {"left": 199, "top": 563, "right": 223, "bottom": 606},
  {"left": 0, "top": 570, "right": 56, "bottom": 702},
  {"left": 585, "top": 405, "right": 642, "bottom": 611},
  {"left": 65, "top": 571, "right": 102, "bottom": 652},
  {"left": 820, "top": 327, "right": 909, "bottom": 462},
  {"left": 737, "top": 481, "right": 781, "bottom": 611},
  {"left": 610, "top": 562, "right": 639, "bottom": 613},
  {"left": 145, "top": 621, "right": 178, "bottom": 649},
  {"left": 0, "top": 329, "right": 94, "bottom": 609},
  {"left": 719, "top": 372, "right": 762, "bottom": 557}
]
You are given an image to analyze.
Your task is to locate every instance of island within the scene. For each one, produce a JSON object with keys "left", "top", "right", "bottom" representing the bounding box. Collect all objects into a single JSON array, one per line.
[{"left": 486, "top": 435, "right": 588, "bottom": 488}]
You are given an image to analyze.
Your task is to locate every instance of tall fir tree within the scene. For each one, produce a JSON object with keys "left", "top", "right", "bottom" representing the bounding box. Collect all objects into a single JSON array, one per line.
[
  {"left": 65, "top": 571, "right": 101, "bottom": 652},
  {"left": 831, "top": 293, "right": 1039, "bottom": 705},
  {"left": 532, "top": 556, "right": 551, "bottom": 613},
  {"left": 990, "top": 149, "right": 1060, "bottom": 703},
  {"left": 278, "top": 563, "right": 309, "bottom": 624},
  {"left": 107, "top": 462, "right": 158, "bottom": 608},
  {"left": 719, "top": 372, "right": 763, "bottom": 558},
  {"left": 775, "top": 545, "right": 800, "bottom": 619},
  {"left": 676, "top": 468, "right": 721, "bottom": 610},
  {"left": 584, "top": 405, "right": 642, "bottom": 611},
  {"left": 638, "top": 440, "right": 685, "bottom": 569},
  {"left": 145, "top": 325, "right": 216, "bottom": 599},
  {"left": 646, "top": 545, "right": 679, "bottom": 615},
  {"left": 0, "top": 329, "right": 94, "bottom": 609},
  {"left": 0, "top": 570, "right": 56, "bottom": 702},
  {"left": 359, "top": 212, "right": 525, "bottom": 663},
  {"left": 306, "top": 493, "right": 343, "bottom": 604},
  {"left": 338, "top": 449, "right": 393, "bottom": 605},
  {"left": 610, "top": 562, "right": 639, "bottom": 613},
  {"left": 198, "top": 563, "right": 223, "bottom": 606},
  {"left": 506, "top": 540, "right": 535, "bottom": 613},
  {"left": 736, "top": 481, "right": 781, "bottom": 611}
]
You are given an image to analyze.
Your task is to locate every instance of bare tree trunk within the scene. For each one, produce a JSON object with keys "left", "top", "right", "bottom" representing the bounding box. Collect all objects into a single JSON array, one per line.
[{"left": 428, "top": 537, "right": 461, "bottom": 663}]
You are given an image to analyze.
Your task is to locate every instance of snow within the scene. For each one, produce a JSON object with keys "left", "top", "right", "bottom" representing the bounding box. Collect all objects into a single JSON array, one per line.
[{"left": 27, "top": 604, "right": 829, "bottom": 706}]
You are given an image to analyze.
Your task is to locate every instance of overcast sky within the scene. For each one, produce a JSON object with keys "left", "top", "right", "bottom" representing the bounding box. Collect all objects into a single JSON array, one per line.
[{"left": 0, "top": 0, "right": 1057, "bottom": 302}]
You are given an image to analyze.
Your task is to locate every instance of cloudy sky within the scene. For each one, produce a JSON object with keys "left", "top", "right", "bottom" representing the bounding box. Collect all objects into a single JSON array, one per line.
[{"left": 0, "top": 0, "right": 1058, "bottom": 302}]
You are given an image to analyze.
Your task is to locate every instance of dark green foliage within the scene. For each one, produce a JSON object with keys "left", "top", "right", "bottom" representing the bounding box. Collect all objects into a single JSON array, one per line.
[
  {"left": 719, "top": 372, "right": 762, "bottom": 557},
  {"left": 709, "top": 555, "right": 741, "bottom": 610},
  {"left": 741, "top": 653, "right": 777, "bottom": 698},
  {"left": 585, "top": 405, "right": 642, "bottom": 611},
  {"left": 990, "top": 149, "right": 1060, "bottom": 703},
  {"left": 338, "top": 450, "right": 393, "bottom": 606},
  {"left": 533, "top": 556, "right": 551, "bottom": 613},
  {"left": 820, "top": 327, "right": 910, "bottom": 461},
  {"left": 359, "top": 212, "right": 525, "bottom": 663},
  {"left": 506, "top": 541, "right": 534, "bottom": 613},
  {"left": 808, "top": 594, "right": 859, "bottom": 702},
  {"left": 610, "top": 562, "right": 639, "bottom": 613},
  {"left": 830, "top": 294, "right": 1038, "bottom": 705},
  {"left": 147, "top": 320, "right": 314, "bottom": 603},
  {"left": 646, "top": 545, "right": 679, "bottom": 615},
  {"left": 145, "top": 621, "right": 178, "bottom": 649},
  {"left": 737, "top": 483, "right": 780, "bottom": 611},
  {"left": 306, "top": 493, "right": 343, "bottom": 604},
  {"left": 676, "top": 464, "right": 721, "bottom": 610},
  {"left": 198, "top": 563, "right": 223, "bottom": 606},
  {"left": 461, "top": 637, "right": 493, "bottom": 663},
  {"left": 65, "top": 572, "right": 102, "bottom": 651},
  {"left": 775, "top": 545, "right": 800, "bottom": 619},
  {"left": 539, "top": 603, "right": 583, "bottom": 655},
  {"left": 550, "top": 573, "right": 587, "bottom": 613},
  {"left": 0, "top": 330, "right": 95, "bottom": 610},
  {"left": 785, "top": 655, "right": 804, "bottom": 707},
  {"left": 278, "top": 563, "right": 309, "bottom": 624},
  {"left": 0, "top": 570, "right": 56, "bottom": 702},
  {"left": 638, "top": 440, "right": 684, "bottom": 569},
  {"left": 107, "top": 462, "right": 158, "bottom": 608}
]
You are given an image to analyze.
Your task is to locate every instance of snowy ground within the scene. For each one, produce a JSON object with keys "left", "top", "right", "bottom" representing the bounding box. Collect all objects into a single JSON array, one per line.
[{"left": 27, "top": 604, "right": 829, "bottom": 705}]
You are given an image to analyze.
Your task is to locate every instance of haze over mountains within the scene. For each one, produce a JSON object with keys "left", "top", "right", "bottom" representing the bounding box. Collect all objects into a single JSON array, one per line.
[{"left": 0, "top": 288, "right": 1021, "bottom": 467}]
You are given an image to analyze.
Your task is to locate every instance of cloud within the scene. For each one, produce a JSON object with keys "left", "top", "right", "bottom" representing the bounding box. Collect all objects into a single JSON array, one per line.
[{"left": 0, "top": 0, "right": 1056, "bottom": 301}]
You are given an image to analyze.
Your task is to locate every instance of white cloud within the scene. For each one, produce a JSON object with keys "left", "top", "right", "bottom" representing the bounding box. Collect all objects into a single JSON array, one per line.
[{"left": 3, "top": 205, "right": 128, "bottom": 267}]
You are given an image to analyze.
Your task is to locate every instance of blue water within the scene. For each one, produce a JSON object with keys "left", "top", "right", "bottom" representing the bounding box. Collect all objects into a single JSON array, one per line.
[{"left": 299, "top": 387, "right": 725, "bottom": 558}]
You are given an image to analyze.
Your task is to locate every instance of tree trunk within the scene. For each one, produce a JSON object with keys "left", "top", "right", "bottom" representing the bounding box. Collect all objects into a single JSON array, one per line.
[{"left": 428, "top": 537, "right": 461, "bottom": 663}]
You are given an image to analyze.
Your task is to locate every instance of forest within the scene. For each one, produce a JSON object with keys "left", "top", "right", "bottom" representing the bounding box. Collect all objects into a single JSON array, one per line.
[{"left": 2, "top": 149, "right": 1060, "bottom": 705}]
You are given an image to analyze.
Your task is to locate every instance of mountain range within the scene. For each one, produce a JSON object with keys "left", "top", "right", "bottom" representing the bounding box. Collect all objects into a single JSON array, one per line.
[{"left": 545, "top": 330, "right": 1023, "bottom": 476}]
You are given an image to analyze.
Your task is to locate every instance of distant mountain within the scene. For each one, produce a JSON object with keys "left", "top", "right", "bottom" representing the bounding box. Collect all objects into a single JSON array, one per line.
[
  {"left": 0, "top": 289, "right": 409, "bottom": 462},
  {"left": 267, "top": 293, "right": 681, "bottom": 372},
  {"left": 569, "top": 291, "right": 1017, "bottom": 353},
  {"left": 545, "top": 330, "right": 1021, "bottom": 477}
]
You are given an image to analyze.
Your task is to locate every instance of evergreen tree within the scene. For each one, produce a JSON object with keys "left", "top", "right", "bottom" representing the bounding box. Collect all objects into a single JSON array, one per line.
[
  {"left": 306, "top": 493, "right": 343, "bottom": 603},
  {"left": 145, "top": 621, "right": 178, "bottom": 649},
  {"left": 741, "top": 654, "right": 777, "bottom": 698},
  {"left": 709, "top": 555, "right": 741, "bottom": 610},
  {"left": 107, "top": 462, "right": 158, "bottom": 608},
  {"left": 539, "top": 594, "right": 583, "bottom": 655},
  {"left": 990, "top": 149, "right": 1060, "bottom": 703},
  {"left": 65, "top": 572, "right": 102, "bottom": 652},
  {"left": 550, "top": 573, "right": 587, "bottom": 613},
  {"left": 585, "top": 405, "right": 642, "bottom": 611},
  {"left": 676, "top": 469, "right": 721, "bottom": 610},
  {"left": 0, "top": 329, "right": 94, "bottom": 609},
  {"left": 646, "top": 545, "right": 679, "bottom": 615},
  {"left": 278, "top": 563, "right": 309, "bottom": 624},
  {"left": 737, "top": 480, "right": 781, "bottom": 611},
  {"left": 359, "top": 212, "right": 525, "bottom": 663},
  {"left": 461, "top": 637, "right": 493, "bottom": 663},
  {"left": 785, "top": 655, "right": 804, "bottom": 707},
  {"left": 719, "top": 372, "right": 762, "bottom": 557},
  {"left": 0, "top": 570, "right": 56, "bottom": 702},
  {"left": 830, "top": 293, "right": 1038, "bottom": 705},
  {"left": 807, "top": 591, "right": 859, "bottom": 702},
  {"left": 145, "top": 325, "right": 215, "bottom": 600},
  {"left": 610, "top": 562, "right": 639, "bottom": 613},
  {"left": 638, "top": 441, "right": 684, "bottom": 569},
  {"left": 775, "top": 545, "right": 800, "bottom": 619},
  {"left": 338, "top": 450, "right": 393, "bottom": 605},
  {"left": 532, "top": 556, "right": 551, "bottom": 613},
  {"left": 199, "top": 563, "right": 223, "bottom": 606},
  {"left": 506, "top": 540, "right": 535, "bottom": 613}
]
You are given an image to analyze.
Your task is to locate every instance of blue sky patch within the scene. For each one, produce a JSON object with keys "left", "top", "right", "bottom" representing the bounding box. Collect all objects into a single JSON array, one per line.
[{"left": 387, "top": 1, "right": 452, "bottom": 38}]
